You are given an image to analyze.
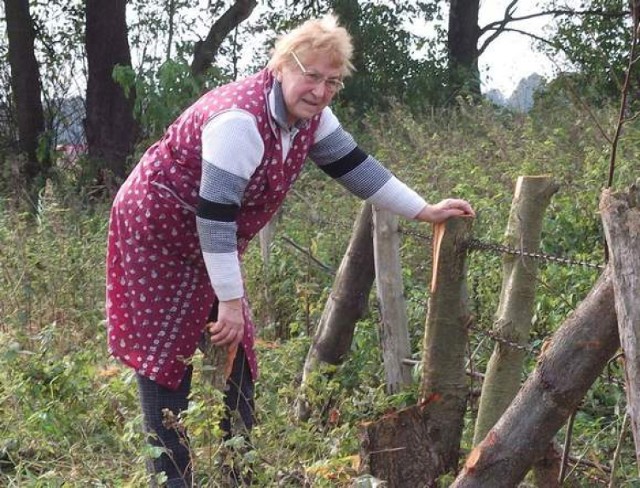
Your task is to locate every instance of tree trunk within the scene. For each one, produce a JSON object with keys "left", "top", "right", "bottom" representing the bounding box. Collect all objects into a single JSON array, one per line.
[
  {"left": 447, "top": 0, "right": 481, "bottom": 98},
  {"left": 191, "top": 0, "right": 257, "bottom": 78},
  {"left": 295, "top": 203, "right": 375, "bottom": 420},
  {"left": 451, "top": 267, "right": 619, "bottom": 487},
  {"left": 419, "top": 217, "right": 473, "bottom": 476},
  {"left": 4, "top": 0, "right": 49, "bottom": 198},
  {"left": 358, "top": 217, "right": 472, "bottom": 487},
  {"left": 85, "top": 0, "right": 137, "bottom": 185},
  {"left": 373, "top": 207, "right": 412, "bottom": 394},
  {"left": 474, "top": 176, "right": 558, "bottom": 444},
  {"left": 600, "top": 184, "right": 640, "bottom": 473},
  {"left": 532, "top": 442, "right": 562, "bottom": 488},
  {"left": 359, "top": 404, "right": 443, "bottom": 488}
]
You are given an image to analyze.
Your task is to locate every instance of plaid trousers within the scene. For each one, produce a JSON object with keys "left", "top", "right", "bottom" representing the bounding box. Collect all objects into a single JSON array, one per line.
[{"left": 136, "top": 345, "right": 255, "bottom": 487}]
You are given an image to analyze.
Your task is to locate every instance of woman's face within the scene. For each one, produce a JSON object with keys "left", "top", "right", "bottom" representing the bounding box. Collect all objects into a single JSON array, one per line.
[{"left": 276, "top": 52, "right": 343, "bottom": 126}]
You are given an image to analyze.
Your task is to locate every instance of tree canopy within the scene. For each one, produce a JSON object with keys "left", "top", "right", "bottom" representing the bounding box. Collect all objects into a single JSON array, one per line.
[{"left": 0, "top": 0, "right": 632, "bottom": 199}]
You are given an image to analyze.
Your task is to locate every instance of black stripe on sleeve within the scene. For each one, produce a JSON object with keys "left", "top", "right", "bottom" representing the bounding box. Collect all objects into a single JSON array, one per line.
[
  {"left": 196, "top": 197, "right": 239, "bottom": 222},
  {"left": 319, "top": 146, "right": 369, "bottom": 179}
]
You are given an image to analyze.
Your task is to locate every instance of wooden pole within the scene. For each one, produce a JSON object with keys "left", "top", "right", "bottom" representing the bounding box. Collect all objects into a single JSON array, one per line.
[
  {"left": 419, "top": 216, "right": 473, "bottom": 473},
  {"left": 473, "top": 175, "right": 558, "bottom": 444},
  {"left": 258, "top": 211, "right": 279, "bottom": 333},
  {"left": 359, "top": 217, "right": 472, "bottom": 487},
  {"left": 373, "top": 206, "right": 412, "bottom": 393},
  {"left": 451, "top": 268, "right": 619, "bottom": 487},
  {"left": 600, "top": 184, "right": 640, "bottom": 473}
]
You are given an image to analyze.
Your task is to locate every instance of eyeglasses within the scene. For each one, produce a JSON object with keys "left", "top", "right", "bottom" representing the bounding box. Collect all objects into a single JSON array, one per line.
[{"left": 290, "top": 51, "right": 345, "bottom": 94}]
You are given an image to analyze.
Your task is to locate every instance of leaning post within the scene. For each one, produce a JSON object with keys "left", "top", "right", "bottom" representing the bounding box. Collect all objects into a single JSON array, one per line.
[
  {"left": 601, "top": 183, "right": 640, "bottom": 474},
  {"left": 294, "top": 203, "right": 375, "bottom": 420},
  {"left": 473, "top": 175, "right": 558, "bottom": 444}
]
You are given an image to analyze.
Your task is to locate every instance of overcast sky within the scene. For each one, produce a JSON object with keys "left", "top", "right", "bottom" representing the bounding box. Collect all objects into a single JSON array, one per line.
[{"left": 478, "top": 0, "right": 561, "bottom": 96}]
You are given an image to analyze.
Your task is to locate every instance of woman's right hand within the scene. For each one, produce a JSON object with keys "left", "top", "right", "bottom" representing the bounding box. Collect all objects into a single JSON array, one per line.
[
  {"left": 208, "top": 298, "right": 244, "bottom": 347},
  {"left": 415, "top": 199, "right": 475, "bottom": 223}
]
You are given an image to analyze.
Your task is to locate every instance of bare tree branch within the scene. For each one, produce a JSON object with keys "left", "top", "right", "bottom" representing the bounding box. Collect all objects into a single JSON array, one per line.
[
  {"left": 191, "top": 0, "right": 257, "bottom": 77},
  {"left": 479, "top": 27, "right": 556, "bottom": 56},
  {"left": 607, "top": 17, "right": 639, "bottom": 188},
  {"left": 479, "top": 7, "right": 628, "bottom": 55}
]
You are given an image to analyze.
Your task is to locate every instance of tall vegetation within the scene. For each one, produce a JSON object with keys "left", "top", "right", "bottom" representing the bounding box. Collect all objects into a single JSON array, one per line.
[
  {"left": 2, "top": 97, "right": 639, "bottom": 485},
  {"left": 0, "top": 0, "right": 638, "bottom": 485}
]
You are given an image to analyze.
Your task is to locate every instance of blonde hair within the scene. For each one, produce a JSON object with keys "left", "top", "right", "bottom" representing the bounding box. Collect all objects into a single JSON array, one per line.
[{"left": 267, "top": 14, "right": 355, "bottom": 78}]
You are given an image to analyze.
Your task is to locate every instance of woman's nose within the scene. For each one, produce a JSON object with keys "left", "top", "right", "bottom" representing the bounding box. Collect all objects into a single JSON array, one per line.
[{"left": 311, "top": 81, "right": 327, "bottom": 97}]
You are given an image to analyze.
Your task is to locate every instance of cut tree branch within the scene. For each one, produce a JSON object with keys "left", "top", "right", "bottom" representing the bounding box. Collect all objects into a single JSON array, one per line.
[{"left": 191, "top": 0, "right": 257, "bottom": 77}]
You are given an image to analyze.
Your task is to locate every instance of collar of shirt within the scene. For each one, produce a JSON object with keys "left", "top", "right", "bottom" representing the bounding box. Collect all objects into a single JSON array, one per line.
[{"left": 268, "top": 78, "right": 309, "bottom": 132}]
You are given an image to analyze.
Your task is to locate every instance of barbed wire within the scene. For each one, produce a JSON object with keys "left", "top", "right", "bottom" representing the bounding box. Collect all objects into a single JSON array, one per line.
[
  {"left": 464, "top": 239, "right": 605, "bottom": 270},
  {"left": 406, "top": 295, "right": 541, "bottom": 355},
  {"left": 285, "top": 210, "right": 605, "bottom": 271},
  {"left": 280, "top": 210, "right": 625, "bottom": 388},
  {"left": 283, "top": 206, "right": 608, "bottom": 360}
]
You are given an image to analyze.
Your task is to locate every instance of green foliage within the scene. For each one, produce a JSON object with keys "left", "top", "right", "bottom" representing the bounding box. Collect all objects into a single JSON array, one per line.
[
  {"left": 2, "top": 95, "right": 639, "bottom": 485},
  {"left": 115, "top": 60, "right": 229, "bottom": 145},
  {"left": 336, "top": 1, "right": 448, "bottom": 112},
  {"left": 249, "top": 0, "right": 448, "bottom": 114},
  {"left": 542, "top": 0, "right": 632, "bottom": 104}
]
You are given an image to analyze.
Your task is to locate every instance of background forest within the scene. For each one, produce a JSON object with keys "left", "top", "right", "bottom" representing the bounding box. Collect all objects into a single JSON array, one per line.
[{"left": 1, "top": 0, "right": 639, "bottom": 486}]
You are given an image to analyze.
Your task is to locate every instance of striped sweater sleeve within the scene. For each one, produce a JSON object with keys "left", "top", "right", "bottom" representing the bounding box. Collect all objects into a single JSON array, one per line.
[
  {"left": 308, "top": 107, "right": 427, "bottom": 219},
  {"left": 196, "top": 110, "right": 264, "bottom": 301}
]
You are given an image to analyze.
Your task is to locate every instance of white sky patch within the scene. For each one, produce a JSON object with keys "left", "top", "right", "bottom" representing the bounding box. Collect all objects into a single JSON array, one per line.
[{"left": 478, "top": 0, "right": 562, "bottom": 97}]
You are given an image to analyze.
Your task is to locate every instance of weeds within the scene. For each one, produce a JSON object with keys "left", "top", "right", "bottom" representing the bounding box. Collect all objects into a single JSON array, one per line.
[{"left": 1, "top": 100, "right": 637, "bottom": 485}]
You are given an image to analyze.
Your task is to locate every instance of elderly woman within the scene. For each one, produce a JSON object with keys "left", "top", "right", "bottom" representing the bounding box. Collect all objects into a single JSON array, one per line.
[{"left": 106, "top": 14, "right": 473, "bottom": 487}]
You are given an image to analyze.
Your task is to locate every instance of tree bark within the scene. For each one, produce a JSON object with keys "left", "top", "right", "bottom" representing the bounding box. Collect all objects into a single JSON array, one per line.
[
  {"left": 359, "top": 219, "right": 471, "bottom": 488},
  {"left": 474, "top": 176, "right": 558, "bottom": 444},
  {"left": 295, "top": 203, "right": 375, "bottom": 420},
  {"left": 358, "top": 217, "right": 472, "bottom": 487},
  {"left": 419, "top": 217, "right": 473, "bottom": 477},
  {"left": 4, "top": 0, "right": 49, "bottom": 197},
  {"left": 600, "top": 184, "right": 640, "bottom": 472},
  {"left": 359, "top": 404, "right": 444, "bottom": 487},
  {"left": 448, "top": 0, "right": 481, "bottom": 98},
  {"left": 451, "top": 267, "right": 619, "bottom": 487},
  {"left": 373, "top": 207, "right": 412, "bottom": 394},
  {"left": 85, "top": 0, "right": 137, "bottom": 185},
  {"left": 191, "top": 0, "right": 257, "bottom": 78}
]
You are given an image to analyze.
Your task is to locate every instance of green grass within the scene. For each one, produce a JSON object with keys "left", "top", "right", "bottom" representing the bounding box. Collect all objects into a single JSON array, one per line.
[{"left": 1, "top": 98, "right": 638, "bottom": 486}]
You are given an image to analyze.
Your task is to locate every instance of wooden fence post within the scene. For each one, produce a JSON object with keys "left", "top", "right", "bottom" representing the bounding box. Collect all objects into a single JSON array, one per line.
[
  {"left": 601, "top": 184, "right": 640, "bottom": 473},
  {"left": 295, "top": 203, "right": 375, "bottom": 420},
  {"left": 419, "top": 216, "right": 473, "bottom": 473},
  {"left": 359, "top": 216, "right": 472, "bottom": 487},
  {"left": 473, "top": 175, "right": 558, "bottom": 444},
  {"left": 451, "top": 267, "right": 619, "bottom": 487},
  {"left": 373, "top": 206, "right": 412, "bottom": 394},
  {"left": 258, "top": 210, "right": 280, "bottom": 332}
]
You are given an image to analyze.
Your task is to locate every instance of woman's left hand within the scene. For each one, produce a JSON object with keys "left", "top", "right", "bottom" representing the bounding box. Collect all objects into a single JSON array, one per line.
[
  {"left": 209, "top": 298, "right": 244, "bottom": 347},
  {"left": 415, "top": 199, "right": 475, "bottom": 224}
]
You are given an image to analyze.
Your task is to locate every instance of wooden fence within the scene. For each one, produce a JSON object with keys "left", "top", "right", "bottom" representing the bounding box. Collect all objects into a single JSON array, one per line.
[
  {"left": 246, "top": 176, "right": 639, "bottom": 486},
  {"left": 284, "top": 176, "right": 638, "bottom": 487}
]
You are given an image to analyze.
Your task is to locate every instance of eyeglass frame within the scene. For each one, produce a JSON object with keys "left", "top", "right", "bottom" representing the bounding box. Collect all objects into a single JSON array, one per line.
[{"left": 290, "top": 51, "right": 345, "bottom": 94}]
